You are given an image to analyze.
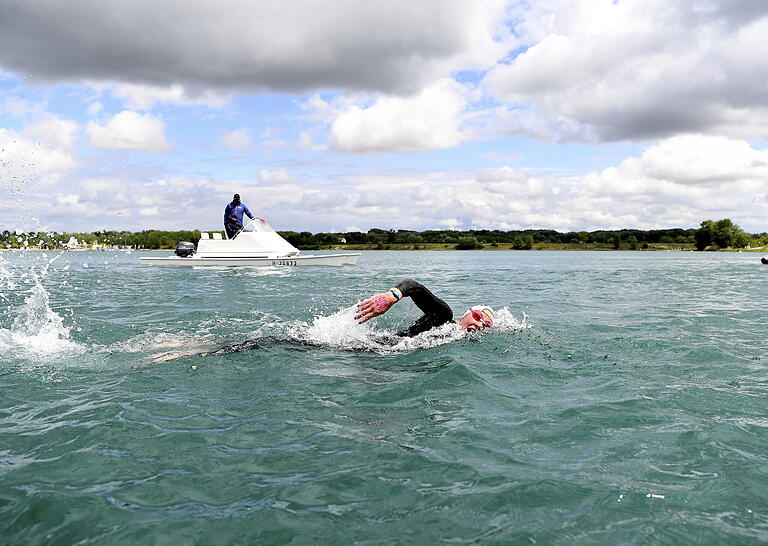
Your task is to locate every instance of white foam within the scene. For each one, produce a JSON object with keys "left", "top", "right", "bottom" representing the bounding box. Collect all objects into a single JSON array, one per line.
[
  {"left": 492, "top": 306, "right": 533, "bottom": 331},
  {"left": 107, "top": 331, "right": 210, "bottom": 353},
  {"left": 288, "top": 304, "right": 532, "bottom": 354},
  {"left": 114, "top": 331, "right": 222, "bottom": 364},
  {"left": 0, "top": 265, "right": 84, "bottom": 359},
  {"left": 0, "top": 254, "right": 13, "bottom": 301},
  {"left": 137, "top": 305, "right": 535, "bottom": 364},
  {"left": 301, "top": 306, "right": 375, "bottom": 348}
]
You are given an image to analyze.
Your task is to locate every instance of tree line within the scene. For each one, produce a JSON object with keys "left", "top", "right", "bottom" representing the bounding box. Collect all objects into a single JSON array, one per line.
[
  {"left": 278, "top": 220, "right": 766, "bottom": 250},
  {"left": 1, "top": 219, "right": 764, "bottom": 250},
  {"left": 693, "top": 219, "right": 753, "bottom": 250},
  {"left": 0, "top": 229, "right": 201, "bottom": 250}
]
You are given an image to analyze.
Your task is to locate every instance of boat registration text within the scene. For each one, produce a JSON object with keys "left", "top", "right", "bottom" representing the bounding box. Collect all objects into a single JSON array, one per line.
[{"left": 271, "top": 259, "right": 297, "bottom": 266}]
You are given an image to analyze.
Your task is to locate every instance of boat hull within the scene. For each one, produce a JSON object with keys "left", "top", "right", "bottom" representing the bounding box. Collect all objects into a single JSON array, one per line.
[{"left": 139, "top": 253, "right": 360, "bottom": 267}]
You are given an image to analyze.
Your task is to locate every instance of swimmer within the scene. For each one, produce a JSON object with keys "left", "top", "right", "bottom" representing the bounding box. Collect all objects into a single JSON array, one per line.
[
  {"left": 146, "top": 335, "right": 319, "bottom": 364},
  {"left": 355, "top": 278, "right": 494, "bottom": 337},
  {"left": 147, "top": 279, "right": 493, "bottom": 364}
]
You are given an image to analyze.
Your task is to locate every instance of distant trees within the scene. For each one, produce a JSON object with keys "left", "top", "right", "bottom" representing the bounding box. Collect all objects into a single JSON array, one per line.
[
  {"left": 456, "top": 236, "right": 482, "bottom": 250},
  {"left": 694, "top": 219, "right": 750, "bottom": 250},
  {"left": 395, "top": 231, "right": 423, "bottom": 244},
  {"left": 127, "top": 230, "right": 201, "bottom": 249},
  {"left": 511, "top": 234, "right": 533, "bottom": 249},
  {"left": 0, "top": 222, "right": 760, "bottom": 251}
]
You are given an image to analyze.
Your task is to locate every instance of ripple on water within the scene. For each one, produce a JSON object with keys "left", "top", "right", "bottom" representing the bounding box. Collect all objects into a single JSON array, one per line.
[{"left": 1, "top": 251, "right": 768, "bottom": 543}]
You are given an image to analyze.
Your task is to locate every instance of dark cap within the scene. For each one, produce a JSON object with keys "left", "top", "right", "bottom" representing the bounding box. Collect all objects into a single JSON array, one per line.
[{"left": 233, "top": 193, "right": 240, "bottom": 199}]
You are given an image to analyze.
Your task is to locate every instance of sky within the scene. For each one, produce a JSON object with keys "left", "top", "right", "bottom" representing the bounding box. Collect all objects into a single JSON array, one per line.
[{"left": 1, "top": 0, "right": 767, "bottom": 234}]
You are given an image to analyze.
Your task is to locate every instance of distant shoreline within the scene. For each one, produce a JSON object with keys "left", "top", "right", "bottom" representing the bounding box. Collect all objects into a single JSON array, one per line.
[
  {"left": 3, "top": 245, "right": 765, "bottom": 252},
  {"left": 3, "top": 220, "right": 762, "bottom": 252}
]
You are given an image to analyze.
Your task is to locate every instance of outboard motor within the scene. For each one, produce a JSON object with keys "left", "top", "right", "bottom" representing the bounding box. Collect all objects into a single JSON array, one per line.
[{"left": 174, "top": 241, "right": 196, "bottom": 258}]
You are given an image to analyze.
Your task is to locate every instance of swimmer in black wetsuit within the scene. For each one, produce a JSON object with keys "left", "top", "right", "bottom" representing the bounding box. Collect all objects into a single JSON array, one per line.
[
  {"left": 148, "top": 279, "right": 495, "bottom": 363},
  {"left": 355, "top": 278, "right": 495, "bottom": 336}
]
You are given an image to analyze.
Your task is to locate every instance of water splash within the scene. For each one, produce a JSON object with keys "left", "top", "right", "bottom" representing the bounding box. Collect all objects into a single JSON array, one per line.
[
  {"left": 292, "top": 304, "right": 531, "bottom": 354},
  {"left": 0, "top": 253, "right": 14, "bottom": 302},
  {"left": 492, "top": 307, "right": 533, "bottom": 332},
  {"left": 0, "top": 254, "right": 83, "bottom": 359},
  {"left": 298, "top": 306, "right": 378, "bottom": 349},
  {"left": 142, "top": 304, "right": 534, "bottom": 363}
]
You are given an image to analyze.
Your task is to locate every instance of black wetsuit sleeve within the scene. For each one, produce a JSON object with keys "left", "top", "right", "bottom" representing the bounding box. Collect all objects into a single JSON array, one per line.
[{"left": 394, "top": 279, "right": 454, "bottom": 337}]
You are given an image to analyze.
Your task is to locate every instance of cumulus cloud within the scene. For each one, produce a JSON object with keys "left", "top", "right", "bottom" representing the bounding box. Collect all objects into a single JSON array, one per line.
[
  {"left": 260, "top": 135, "right": 768, "bottom": 232},
  {"left": 77, "top": 177, "right": 125, "bottom": 200},
  {"left": 110, "top": 83, "right": 228, "bottom": 110},
  {"left": 139, "top": 207, "right": 160, "bottom": 217},
  {"left": 22, "top": 118, "right": 79, "bottom": 150},
  {"left": 3, "top": 96, "right": 46, "bottom": 117},
  {"left": 0, "top": 0, "right": 509, "bottom": 95},
  {"left": 582, "top": 134, "right": 768, "bottom": 227},
  {"left": 330, "top": 80, "right": 470, "bottom": 153},
  {"left": 484, "top": 151, "right": 524, "bottom": 163},
  {"left": 10, "top": 131, "right": 768, "bottom": 234},
  {"left": 0, "top": 127, "right": 77, "bottom": 187},
  {"left": 86, "top": 111, "right": 170, "bottom": 152},
  {"left": 483, "top": 0, "right": 768, "bottom": 141},
  {"left": 0, "top": 125, "right": 78, "bottom": 230},
  {"left": 87, "top": 102, "right": 103, "bottom": 116},
  {"left": 15, "top": 176, "right": 232, "bottom": 231},
  {"left": 221, "top": 129, "right": 253, "bottom": 152},
  {"left": 258, "top": 168, "right": 296, "bottom": 184}
]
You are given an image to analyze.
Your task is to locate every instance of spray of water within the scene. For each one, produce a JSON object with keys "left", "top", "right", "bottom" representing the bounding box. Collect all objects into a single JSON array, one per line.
[
  {"left": 143, "top": 300, "right": 536, "bottom": 363},
  {"left": 287, "top": 304, "right": 531, "bottom": 354},
  {"left": 0, "top": 253, "right": 14, "bottom": 303},
  {"left": 0, "top": 254, "right": 83, "bottom": 359}
]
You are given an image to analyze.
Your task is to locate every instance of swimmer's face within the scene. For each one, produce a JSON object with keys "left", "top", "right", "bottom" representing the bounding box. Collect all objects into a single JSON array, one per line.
[{"left": 458, "top": 307, "right": 494, "bottom": 332}]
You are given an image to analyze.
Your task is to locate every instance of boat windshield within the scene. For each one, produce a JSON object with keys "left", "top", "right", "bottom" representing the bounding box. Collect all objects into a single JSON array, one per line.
[{"left": 241, "top": 217, "right": 276, "bottom": 233}]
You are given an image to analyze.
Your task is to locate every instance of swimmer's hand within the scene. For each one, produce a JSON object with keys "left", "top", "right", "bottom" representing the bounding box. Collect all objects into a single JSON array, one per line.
[{"left": 355, "top": 292, "right": 398, "bottom": 324}]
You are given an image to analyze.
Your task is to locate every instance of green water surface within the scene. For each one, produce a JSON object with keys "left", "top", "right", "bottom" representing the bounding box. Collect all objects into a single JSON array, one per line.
[{"left": 1, "top": 250, "right": 766, "bottom": 544}]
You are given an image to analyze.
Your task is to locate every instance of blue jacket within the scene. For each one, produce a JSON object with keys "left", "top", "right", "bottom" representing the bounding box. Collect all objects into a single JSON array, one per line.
[{"left": 224, "top": 202, "right": 254, "bottom": 225}]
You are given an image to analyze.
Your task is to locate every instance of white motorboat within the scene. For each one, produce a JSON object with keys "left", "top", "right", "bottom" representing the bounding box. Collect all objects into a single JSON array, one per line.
[{"left": 139, "top": 219, "right": 360, "bottom": 267}]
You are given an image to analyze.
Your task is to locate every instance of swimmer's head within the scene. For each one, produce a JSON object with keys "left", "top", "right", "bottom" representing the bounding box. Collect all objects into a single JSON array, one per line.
[{"left": 458, "top": 305, "right": 494, "bottom": 332}]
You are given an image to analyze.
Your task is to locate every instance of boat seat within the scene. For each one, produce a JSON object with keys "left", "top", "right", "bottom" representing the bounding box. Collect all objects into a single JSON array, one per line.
[
  {"left": 212, "top": 233, "right": 222, "bottom": 240},
  {"left": 200, "top": 233, "right": 209, "bottom": 240}
]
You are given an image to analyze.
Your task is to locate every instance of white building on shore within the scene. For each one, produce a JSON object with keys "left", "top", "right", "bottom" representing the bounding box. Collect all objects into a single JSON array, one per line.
[{"left": 66, "top": 237, "right": 88, "bottom": 250}]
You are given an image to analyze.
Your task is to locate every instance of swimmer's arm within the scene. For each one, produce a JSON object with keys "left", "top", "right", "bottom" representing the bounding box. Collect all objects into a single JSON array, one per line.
[
  {"left": 394, "top": 279, "right": 452, "bottom": 318},
  {"left": 355, "top": 279, "right": 451, "bottom": 324},
  {"left": 355, "top": 284, "right": 404, "bottom": 324}
]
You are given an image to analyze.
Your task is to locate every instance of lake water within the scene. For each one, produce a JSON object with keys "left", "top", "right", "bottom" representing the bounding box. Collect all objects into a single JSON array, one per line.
[{"left": 1, "top": 250, "right": 766, "bottom": 544}]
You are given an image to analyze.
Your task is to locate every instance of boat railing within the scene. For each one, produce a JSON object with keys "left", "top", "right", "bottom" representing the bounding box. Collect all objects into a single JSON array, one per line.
[
  {"left": 199, "top": 218, "right": 275, "bottom": 241},
  {"left": 242, "top": 217, "right": 274, "bottom": 234}
]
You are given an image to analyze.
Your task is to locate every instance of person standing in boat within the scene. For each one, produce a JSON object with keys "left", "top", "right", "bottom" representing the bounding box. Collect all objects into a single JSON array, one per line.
[
  {"left": 355, "top": 278, "right": 495, "bottom": 336},
  {"left": 224, "top": 193, "right": 264, "bottom": 239}
]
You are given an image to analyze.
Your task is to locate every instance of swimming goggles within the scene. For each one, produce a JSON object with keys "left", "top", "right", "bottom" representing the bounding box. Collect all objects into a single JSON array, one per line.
[{"left": 469, "top": 309, "right": 493, "bottom": 328}]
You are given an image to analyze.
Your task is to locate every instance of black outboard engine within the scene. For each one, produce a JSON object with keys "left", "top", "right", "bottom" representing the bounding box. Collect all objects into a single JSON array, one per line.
[{"left": 174, "top": 241, "right": 196, "bottom": 258}]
